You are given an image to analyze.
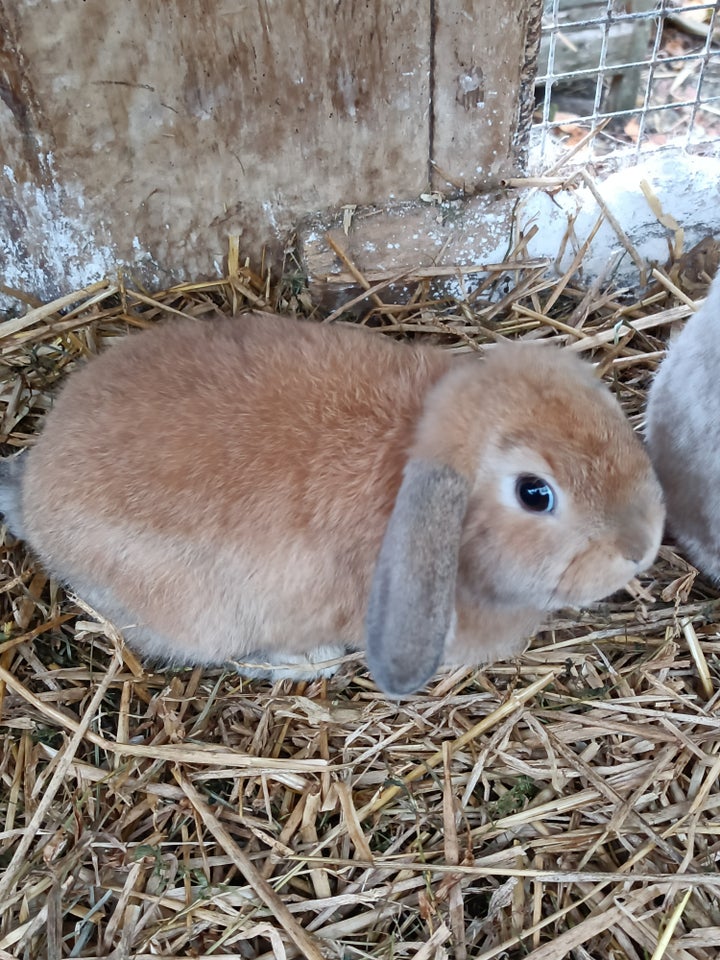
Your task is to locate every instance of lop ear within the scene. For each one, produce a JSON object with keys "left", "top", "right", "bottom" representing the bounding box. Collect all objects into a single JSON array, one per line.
[{"left": 365, "top": 459, "right": 470, "bottom": 697}]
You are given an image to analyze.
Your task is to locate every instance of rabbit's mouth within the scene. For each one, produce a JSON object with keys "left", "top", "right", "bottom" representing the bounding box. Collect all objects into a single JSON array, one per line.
[{"left": 553, "top": 547, "right": 647, "bottom": 609}]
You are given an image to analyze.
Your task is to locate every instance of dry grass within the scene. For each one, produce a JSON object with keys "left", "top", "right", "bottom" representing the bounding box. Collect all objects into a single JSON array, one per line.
[{"left": 1, "top": 230, "right": 720, "bottom": 960}]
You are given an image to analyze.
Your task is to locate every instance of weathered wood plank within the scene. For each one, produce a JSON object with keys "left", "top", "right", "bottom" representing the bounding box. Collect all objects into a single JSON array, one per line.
[
  {"left": 298, "top": 192, "right": 518, "bottom": 311},
  {"left": 0, "top": 0, "right": 431, "bottom": 301},
  {"left": 431, "top": 0, "right": 542, "bottom": 190},
  {"left": 297, "top": 1, "right": 542, "bottom": 303}
]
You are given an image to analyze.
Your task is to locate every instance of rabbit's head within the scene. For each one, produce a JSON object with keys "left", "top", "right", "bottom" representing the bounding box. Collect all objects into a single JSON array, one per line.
[{"left": 366, "top": 344, "right": 665, "bottom": 696}]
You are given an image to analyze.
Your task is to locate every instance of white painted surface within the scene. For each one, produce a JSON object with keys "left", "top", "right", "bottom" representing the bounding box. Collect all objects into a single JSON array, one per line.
[{"left": 519, "top": 153, "right": 720, "bottom": 285}]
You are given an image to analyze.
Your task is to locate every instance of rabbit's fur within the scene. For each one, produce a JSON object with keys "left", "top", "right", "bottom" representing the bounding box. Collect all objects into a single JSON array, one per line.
[
  {"left": 1, "top": 312, "right": 664, "bottom": 696},
  {"left": 646, "top": 269, "right": 720, "bottom": 580}
]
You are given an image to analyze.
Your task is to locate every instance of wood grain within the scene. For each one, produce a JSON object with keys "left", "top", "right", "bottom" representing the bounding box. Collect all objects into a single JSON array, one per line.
[
  {"left": 0, "top": 0, "right": 541, "bottom": 302},
  {"left": 432, "top": 0, "right": 541, "bottom": 190}
]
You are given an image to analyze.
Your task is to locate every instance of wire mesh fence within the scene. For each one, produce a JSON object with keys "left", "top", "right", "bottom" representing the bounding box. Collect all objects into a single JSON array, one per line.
[{"left": 534, "top": 0, "right": 720, "bottom": 159}]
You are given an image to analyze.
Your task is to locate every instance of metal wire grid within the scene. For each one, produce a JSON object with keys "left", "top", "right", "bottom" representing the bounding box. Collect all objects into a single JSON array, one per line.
[{"left": 535, "top": 0, "right": 720, "bottom": 158}]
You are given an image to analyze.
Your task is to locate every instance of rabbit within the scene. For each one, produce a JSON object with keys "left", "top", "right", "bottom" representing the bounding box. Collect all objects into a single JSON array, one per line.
[
  {"left": 0, "top": 311, "right": 664, "bottom": 697},
  {"left": 646, "top": 267, "right": 720, "bottom": 581}
]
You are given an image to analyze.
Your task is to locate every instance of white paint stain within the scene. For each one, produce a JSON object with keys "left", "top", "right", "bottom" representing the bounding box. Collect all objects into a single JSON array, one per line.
[
  {"left": 336, "top": 69, "right": 357, "bottom": 119},
  {"left": 261, "top": 201, "right": 280, "bottom": 233},
  {"left": 0, "top": 152, "right": 169, "bottom": 314},
  {"left": 0, "top": 175, "right": 117, "bottom": 312}
]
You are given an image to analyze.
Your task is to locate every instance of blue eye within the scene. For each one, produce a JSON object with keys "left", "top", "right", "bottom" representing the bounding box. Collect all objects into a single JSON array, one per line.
[{"left": 516, "top": 476, "right": 555, "bottom": 513}]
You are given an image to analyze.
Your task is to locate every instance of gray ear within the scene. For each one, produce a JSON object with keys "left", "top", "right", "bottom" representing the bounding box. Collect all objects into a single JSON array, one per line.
[{"left": 365, "top": 459, "right": 470, "bottom": 697}]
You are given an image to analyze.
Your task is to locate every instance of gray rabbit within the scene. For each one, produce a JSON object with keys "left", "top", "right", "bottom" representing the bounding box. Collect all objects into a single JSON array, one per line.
[{"left": 646, "top": 269, "right": 720, "bottom": 580}]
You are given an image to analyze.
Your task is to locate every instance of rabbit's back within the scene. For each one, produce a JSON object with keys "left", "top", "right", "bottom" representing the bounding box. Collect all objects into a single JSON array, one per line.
[{"left": 21, "top": 313, "right": 451, "bottom": 660}]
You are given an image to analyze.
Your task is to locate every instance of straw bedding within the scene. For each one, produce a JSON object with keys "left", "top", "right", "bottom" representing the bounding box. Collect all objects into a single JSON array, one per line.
[{"left": 1, "top": 216, "right": 720, "bottom": 960}]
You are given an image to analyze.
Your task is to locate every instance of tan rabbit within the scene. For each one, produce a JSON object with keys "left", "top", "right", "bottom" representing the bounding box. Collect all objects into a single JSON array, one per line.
[
  {"left": 0, "top": 312, "right": 664, "bottom": 696},
  {"left": 646, "top": 268, "right": 720, "bottom": 580}
]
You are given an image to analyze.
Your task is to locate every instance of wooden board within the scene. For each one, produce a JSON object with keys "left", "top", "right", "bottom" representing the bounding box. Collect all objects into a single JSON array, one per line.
[
  {"left": 432, "top": 0, "right": 542, "bottom": 189},
  {"left": 0, "top": 0, "right": 541, "bottom": 305},
  {"left": 298, "top": 192, "right": 520, "bottom": 312}
]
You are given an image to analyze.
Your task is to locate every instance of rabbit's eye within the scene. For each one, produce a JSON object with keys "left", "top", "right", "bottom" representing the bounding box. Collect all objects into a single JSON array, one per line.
[{"left": 515, "top": 475, "right": 555, "bottom": 514}]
